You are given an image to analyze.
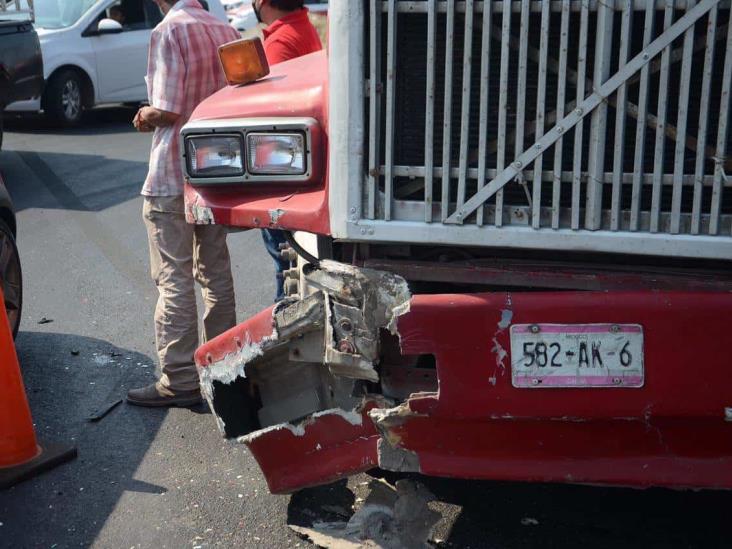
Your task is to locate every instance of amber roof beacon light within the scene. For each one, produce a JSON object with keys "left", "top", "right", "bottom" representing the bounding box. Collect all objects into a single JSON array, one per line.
[{"left": 218, "top": 37, "right": 270, "bottom": 86}]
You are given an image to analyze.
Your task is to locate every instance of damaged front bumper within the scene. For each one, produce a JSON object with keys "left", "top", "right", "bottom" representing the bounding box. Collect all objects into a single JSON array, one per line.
[
  {"left": 195, "top": 261, "right": 412, "bottom": 493},
  {"left": 196, "top": 262, "right": 732, "bottom": 493}
]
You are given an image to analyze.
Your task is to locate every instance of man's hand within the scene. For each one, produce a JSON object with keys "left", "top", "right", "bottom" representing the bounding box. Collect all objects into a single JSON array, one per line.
[
  {"left": 134, "top": 106, "right": 181, "bottom": 132},
  {"left": 133, "top": 108, "right": 154, "bottom": 132}
]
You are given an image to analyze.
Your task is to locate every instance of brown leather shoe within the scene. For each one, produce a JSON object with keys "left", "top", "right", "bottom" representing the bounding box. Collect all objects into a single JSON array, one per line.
[{"left": 126, "top": 382, "right": 203, "bottom": 408}]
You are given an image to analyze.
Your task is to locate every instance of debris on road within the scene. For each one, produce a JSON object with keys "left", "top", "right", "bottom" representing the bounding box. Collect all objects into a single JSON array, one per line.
[
  {"left": 37, "top": 317, "right": 54, "bottom": 324},
  {"left": 289, "top": 524, "right": 363, "bottom": 549},
  {"left": 87, "top": 399, "right": 123, "bottom": 422},
  {"left": 521, "top": 517, "right": 540, "bottom": 526},
  {"left": 288, "top": 479, "right": 440, "bottom": 549},
  {"left": 70, "top": 350, "right": 80, "bottom": 356}
]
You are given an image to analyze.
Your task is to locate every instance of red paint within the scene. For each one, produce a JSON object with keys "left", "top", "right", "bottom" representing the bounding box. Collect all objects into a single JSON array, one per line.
[
  {"left": 199, "top": 290, "right": 732, "bottom": 492},
  {"left": 381, "top": 415, "right": 732, "bottom": 489},
  {"left": 191, "top": 51, "right": 327, "bottom": 123},
  {"left": 389, "top": 291, "right": 732, "bottom": 489},
  {"left": 184, "top": 51, "right": 331, "bottom": 235},
  {"left": 194, "top": 305, "right": 275, "bottom": 368},
  {"left": 244, "top": 403, "right": 383, "bottom": 494},
  {"left": 194, "top": 305, "right": 382, "bottom": 495}
]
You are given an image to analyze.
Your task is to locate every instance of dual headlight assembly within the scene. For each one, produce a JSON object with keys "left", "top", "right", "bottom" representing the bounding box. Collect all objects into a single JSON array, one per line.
[{"left": 185, "top": 131, "right": 306, "bottom": 180}]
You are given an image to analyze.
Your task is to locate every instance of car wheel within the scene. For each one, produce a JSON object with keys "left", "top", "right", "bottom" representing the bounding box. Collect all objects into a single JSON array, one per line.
[
  {"left": 43, "top": 70, "right": 85, "bottom": 126},
  {"left": 0, "top": 219, "right": 22, "bottom": 338}
]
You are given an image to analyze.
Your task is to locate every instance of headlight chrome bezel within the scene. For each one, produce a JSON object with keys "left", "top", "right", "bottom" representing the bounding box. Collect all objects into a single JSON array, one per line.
[
  {"left": 185, "top": 133, "right": 246, "bottom": 178},
  {"left": 181, "top": 117, "right": 318, "bottom": 186},
  {"left": 246, "top": 132, "right": 307, "bottom": 176}
]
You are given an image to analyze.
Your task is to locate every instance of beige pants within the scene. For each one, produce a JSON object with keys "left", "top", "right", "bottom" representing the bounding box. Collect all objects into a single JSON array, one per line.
[{"left": 143, "top": 196, "right": 236, "bottom": 392}]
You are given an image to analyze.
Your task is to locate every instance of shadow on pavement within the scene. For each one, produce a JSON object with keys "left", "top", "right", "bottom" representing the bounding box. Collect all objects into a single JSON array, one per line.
[
  {"left": 3, "top": 106, "right": 139, "bottom": 137},
  {"left": 3, "top": 150, "right": 146, "bottom": 213},
  {"left": 287, "top": 479, "right": 356, "bottom": 527},
  {"left": 417, "top": 475, "right": 732, "bottom": 549},
  {"left": 1, "top": 106, "right": 148, "bottom": 214},
  {"left": 285, "top": 470, "right": 730, "bottom": 548},
  {"left": 0, "top": 331, "right": 174, "bottom": 547}
]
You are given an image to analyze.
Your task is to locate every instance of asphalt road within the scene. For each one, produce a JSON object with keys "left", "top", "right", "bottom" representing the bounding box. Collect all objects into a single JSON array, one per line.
[{"left": 0, "top": 108, "right": 730, "bottom": 549}]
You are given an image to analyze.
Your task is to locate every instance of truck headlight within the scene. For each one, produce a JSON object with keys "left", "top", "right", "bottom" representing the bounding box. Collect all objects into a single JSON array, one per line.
[
  {"left": 246, "top": 133, "right": 306, "bottom": 175},
  {"left": 186, "top": 135, "right": 244, "bottom": 177}
]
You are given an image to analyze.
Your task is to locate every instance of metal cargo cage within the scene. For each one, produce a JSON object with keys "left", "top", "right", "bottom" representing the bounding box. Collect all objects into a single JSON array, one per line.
[{"left": 329, "top": 1, "right": 732, "bottom": 259}]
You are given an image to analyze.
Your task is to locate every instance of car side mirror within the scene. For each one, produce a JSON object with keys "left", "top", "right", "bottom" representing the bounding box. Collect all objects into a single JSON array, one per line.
[{"left": 97, "top": 18, "right": 123, "bottom": 34}]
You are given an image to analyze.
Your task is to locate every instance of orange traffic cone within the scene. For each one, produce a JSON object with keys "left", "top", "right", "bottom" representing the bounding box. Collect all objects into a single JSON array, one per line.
[{"left": 0, "top": 287, "right": 76, "bottom": 489}]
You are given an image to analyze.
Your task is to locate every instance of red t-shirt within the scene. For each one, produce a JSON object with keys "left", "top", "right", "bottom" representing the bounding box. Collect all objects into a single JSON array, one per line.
[{"left": 262, "top": 8, "right": 323, "bottom": 65}]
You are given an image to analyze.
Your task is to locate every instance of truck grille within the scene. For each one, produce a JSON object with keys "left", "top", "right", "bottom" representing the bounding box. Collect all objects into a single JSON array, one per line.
[{"left": 364, "top": 0, "right": 732, "bottom": 239}]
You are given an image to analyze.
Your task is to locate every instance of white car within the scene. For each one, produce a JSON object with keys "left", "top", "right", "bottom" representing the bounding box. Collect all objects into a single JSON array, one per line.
[
  {"left": 5, "top": 0, "right": 228, "bottom": 125},
  {"left": 221, "top": 0, "right": 249, "bottom": 13},
  {"left": 223, "top": 0, "right": 256, "bottom": 33},
  {"left": 228, "top": 1, "right": 328, "bottom": 34}
]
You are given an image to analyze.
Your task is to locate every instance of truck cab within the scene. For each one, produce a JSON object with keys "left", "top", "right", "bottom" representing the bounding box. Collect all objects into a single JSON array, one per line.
[{"left": 181, "top": 1, "right": 732, "bottom": 494}]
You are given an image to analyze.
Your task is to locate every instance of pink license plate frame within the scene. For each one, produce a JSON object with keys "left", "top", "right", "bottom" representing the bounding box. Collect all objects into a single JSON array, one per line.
[{"left": 510, "top": 323, "right": 645, "bottom": 389}]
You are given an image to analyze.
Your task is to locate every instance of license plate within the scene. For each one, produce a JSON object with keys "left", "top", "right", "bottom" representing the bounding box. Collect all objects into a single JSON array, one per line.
[{"left": 510, "top": 323, "right": 644, "bottom": 388}]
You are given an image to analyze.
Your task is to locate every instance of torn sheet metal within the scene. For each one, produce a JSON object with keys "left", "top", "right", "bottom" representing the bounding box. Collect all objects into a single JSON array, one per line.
[
  {"left": 242, "top": 399, "right": 385, "bottom": 494},
  {"left": 369, "top": 402, "right": 428, "bottom": 474},
  {"left": 194, "top": 261, "right": 411, "bottom": 492},
  {"left": 197, "top": 261, "right": 409, "bottom": 390}
]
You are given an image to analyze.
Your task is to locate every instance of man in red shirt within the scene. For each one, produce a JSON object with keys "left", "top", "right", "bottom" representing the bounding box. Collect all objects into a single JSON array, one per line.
[{"left": 253, "top": 0, "right": 322, "bottom": 300}]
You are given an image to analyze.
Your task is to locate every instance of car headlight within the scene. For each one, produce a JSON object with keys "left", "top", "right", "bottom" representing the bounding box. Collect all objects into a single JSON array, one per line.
[
  {"left": 186, "top": 135, "right": 244, "bottom": 177},
  {"left": 246, "top": 133, "right": 306, "bottom": 175}
]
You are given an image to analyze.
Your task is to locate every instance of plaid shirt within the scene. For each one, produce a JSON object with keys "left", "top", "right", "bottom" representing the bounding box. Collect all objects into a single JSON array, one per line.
[{"left": 143, "top": 0, "right": 240, "bottom": 196}]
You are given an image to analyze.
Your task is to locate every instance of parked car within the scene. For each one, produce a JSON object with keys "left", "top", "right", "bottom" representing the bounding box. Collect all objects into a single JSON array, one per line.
[
  {"left": 0, "top": 174, "right": 21, "bottom": 338},
  {"left": 4, "top": 0, "right": 228, "bottom": 126},
  {"left": 221, "top": 0, "right": 250, "bottom": 17},
  {"left": 0, "top": 0, "right": 43, "bottom": 149},
  {"left": 227, "top": 1, "right": 256, "bottom": 33}
]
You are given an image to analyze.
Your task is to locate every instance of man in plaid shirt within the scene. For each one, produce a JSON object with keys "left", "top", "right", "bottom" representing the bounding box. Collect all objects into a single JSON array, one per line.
[{"left": 128, "top": 0, "right": 240, "bottom": 407}]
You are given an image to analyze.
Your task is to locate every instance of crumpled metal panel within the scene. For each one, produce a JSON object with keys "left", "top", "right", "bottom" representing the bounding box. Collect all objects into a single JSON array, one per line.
[
  {"left": 196, "top": 263, "right": 732, "bottom": 491},
  {"left": 241, "top": 400, "right": 385, "bottom": 494},
  {"left": 370, "top": 291, "right": 732, "bottom": 489},
  {"left": 194, "top": 262, "right": 410, "bottom": 493}
]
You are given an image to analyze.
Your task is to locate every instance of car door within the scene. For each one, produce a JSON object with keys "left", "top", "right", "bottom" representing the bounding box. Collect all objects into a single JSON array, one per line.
[{"left": 88, "top": 0, "right": 161, "bottom": 103}]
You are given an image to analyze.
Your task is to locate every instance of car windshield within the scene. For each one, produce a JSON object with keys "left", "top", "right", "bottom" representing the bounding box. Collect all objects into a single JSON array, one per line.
[{"left": 34, "top": 0, "right": 99, "bottom": 29}]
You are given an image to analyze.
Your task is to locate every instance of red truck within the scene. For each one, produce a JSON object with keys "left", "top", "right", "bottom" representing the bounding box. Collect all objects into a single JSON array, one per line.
[{"left": 180, "top": 0, "right": 732, "bottom": 494}]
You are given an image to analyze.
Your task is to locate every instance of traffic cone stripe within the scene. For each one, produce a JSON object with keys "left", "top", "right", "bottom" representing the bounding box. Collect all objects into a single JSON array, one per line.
[
  {"left": 0, "top": 286, "right": 76, "bottom": 488},
  {"left": 0, "top": 286, "right": 40, "bottom": 469}
]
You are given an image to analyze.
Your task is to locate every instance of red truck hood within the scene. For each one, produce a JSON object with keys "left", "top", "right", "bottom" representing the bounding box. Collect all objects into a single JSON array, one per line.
[
  {"left": 189, "top": 49, "right": 328, "bottom": 125},
  {"left": 183, "top": 50, "right": 331, "bottom": 235}
]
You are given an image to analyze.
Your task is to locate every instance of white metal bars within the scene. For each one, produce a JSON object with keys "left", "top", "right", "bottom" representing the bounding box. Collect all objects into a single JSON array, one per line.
[
  {"left": 611, "top": 1, "right": 633, "bottom": 231},
  {"left": 366, "top": 0, "right": 731, "bottom": 243},
  {"left": 367, "top": 0, "right": 382, "bottom": 219},
  {"left": 710, "top": 14, "right": 732, "bottom": 234},
  {"left": 383, "top": 0, "right": 397, "bottom": 221},
  {"left": 691, "top": 4, "right": 717, "bottom": 234}
]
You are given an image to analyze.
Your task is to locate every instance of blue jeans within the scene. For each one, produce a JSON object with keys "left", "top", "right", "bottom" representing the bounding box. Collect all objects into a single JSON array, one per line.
[{"left": 261, "top": 229, "right": 289, "bottom": 301}]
